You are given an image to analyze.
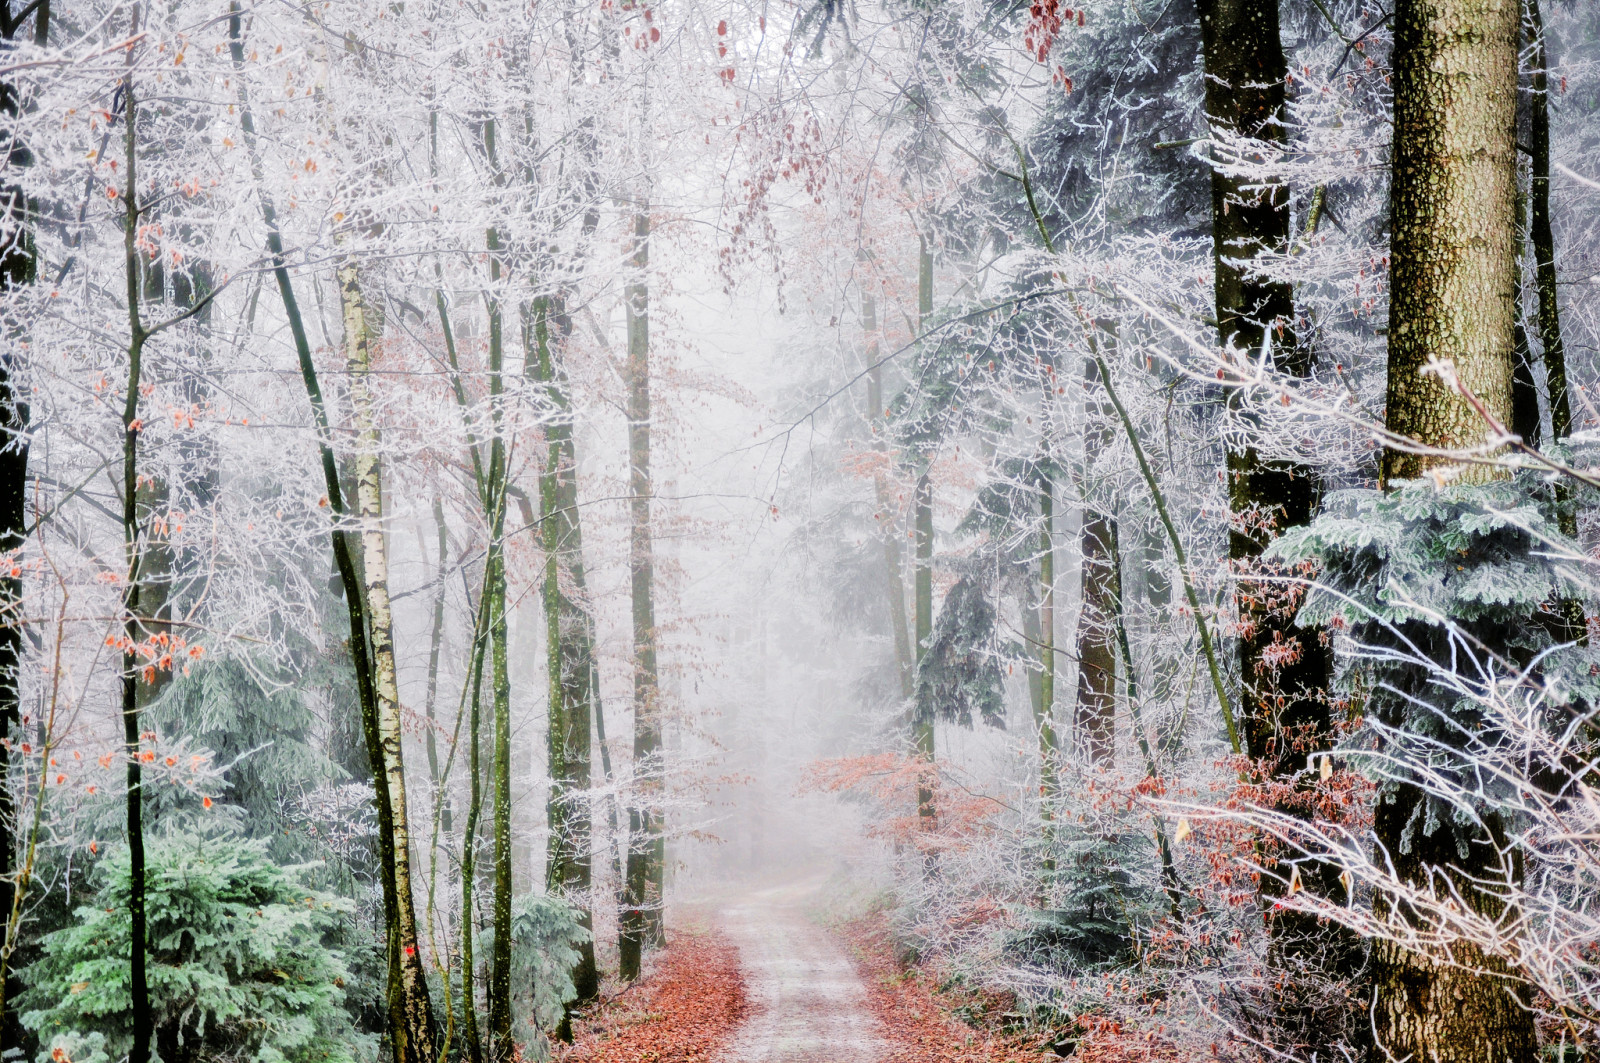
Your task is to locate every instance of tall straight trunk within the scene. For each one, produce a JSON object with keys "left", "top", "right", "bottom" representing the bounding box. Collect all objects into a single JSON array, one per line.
[
  {"left": 1376, "top": 0, "right": 1535, "bottom": 1056},
  {"left": 0, "top": 0, "right": 45, "bottom": 1046},
  {"left": 434, "top": 284, "right": 489, "bottom": 1063},
  {"left": 862, "top": 283, "right": 913, "bottom": 698},
  {"left": 1076, "top": 362, "right": 1116, "bottom": 769},
  {"left": 1200, "top": 0, "right": 1348, "bottom": 1014},
  {"left": 116, "top": 51, "right": 151, "bottom": 1062},
  {"left": 480, "top": 221, "right": 514, "bottom": 1063},
  {"left": 1075, "top": 515, "right": 1115, "bottom": 768},
  {"left": 459, "top": 594, "right": 488, "bottom": 1063},
  {"left": 621, "top": 202, "right": 662, "bottom": 981},
  {"left": 1526, "top": 0, "right": 1567, "bottom": 441},
  {"left": 229, "top": 11, "right": 435, "bottom": 1058},
  {"left": 341, "top": 262, "right": 438, "bottom": 1061},
  {"left": 528, "top": 297, "right": 599, "bottom": 1022},
  {"left": 425, "top": 497, "right": 450, "bottom": 836},
  {"left": 911, "top": 236, "right": 935, "bottom": 827},
  {"left": 1200, "top": 0, "right": 1333, "bottom": 769},
  {"left": 1381, "top": 0, "right": 1520, "bottom": 486},
  {"left": 1036, "top": 472, "right": 1062, "bottom": 780}
]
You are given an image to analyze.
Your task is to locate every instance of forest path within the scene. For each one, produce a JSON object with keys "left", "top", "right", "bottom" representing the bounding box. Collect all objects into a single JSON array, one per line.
[{"left": 707, "top": 879, "right": 887, "bottom": 1063}]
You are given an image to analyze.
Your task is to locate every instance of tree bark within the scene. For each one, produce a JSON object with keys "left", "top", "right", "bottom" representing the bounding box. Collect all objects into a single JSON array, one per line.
[
  {"left": 528, "top": 297, "right": 600, "bottom": 1024},
  {"left": 1375, "top": 0, "right": 1535, "bottom": 1055},
  {"left": 1381, "top": 0, "right": 1520, "bottom": 484},
  {"left": 230, "top": 11, "right": 438, "bottom": 1057},
  {"left": 621, "top": 203, "right": 663, "bottom": 980},
  {"left": 117, "top": 57, "right": 151, "bottom": 1062},
  {"left": 1525, "top": 0, "right": 1567, "bottom": 441},
  {"left": 341, "top": 261, "right": 438, "bottom": 1063},
  {"left": 479, "top": 224, "right": 514, "bottom": 1063},
  {"left": 0, "top": 0, "right": 45, "bottom": 1043},
  {"left": 1075, "top": 509, "right": 1115, "bottom": 768}
]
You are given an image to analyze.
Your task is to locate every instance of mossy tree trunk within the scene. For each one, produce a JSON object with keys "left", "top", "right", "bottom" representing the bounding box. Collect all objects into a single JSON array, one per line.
[
  {"left": 621, "top": 202, "right": 663, "bottom": 981},
  {"left": 529, "top": 297, "right": 600, "bottom": 1027}
]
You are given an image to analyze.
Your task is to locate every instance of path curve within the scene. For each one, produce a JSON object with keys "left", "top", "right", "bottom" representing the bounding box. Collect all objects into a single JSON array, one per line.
[{"left": 712, "top": 881, "right": 886, "bottom": 1063}]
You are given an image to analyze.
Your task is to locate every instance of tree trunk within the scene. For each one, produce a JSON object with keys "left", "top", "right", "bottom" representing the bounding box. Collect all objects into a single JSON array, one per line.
[
  {"left": 230, "top": 11, "right": 438, "bottom": 1057},
  {"left": 1199, "top": 0, "right": 1352, "bottom": 1029},
  {"left": 1525, "top": 0, "right": 1567, "bottom": 441},
  {"left": 479, "top": 226, "right": 514, "bottom": 1063},
  {"left": 862, "top": 281, "right": 914, "bottom": 699},
  {"left": 341, "top": 262, "right": 438, "bottom": 1063},
  {"left": 0, "top": 0, "right": 44, "bottom": 1045},
  {"left": 117, "top": 61, "right": 151, "bottom": 1063},
  {"left": 528, "top": 297, "right": 600, "bottom": 1024},
  {"left": 621, "top": 203, "right": 662, "bottom": 980},
  {"left": 425, "top": 497, "right": 451, "bottom": 836},
  {"left": 1076, "top": 360, "right": 1116, "bottom": 770},
  {"left": 1075, "top": 510, "right": 1115, "bottom": 768},
  {"left": 911, "top": 236, "right": 936, "bottom": 830},
  {"left": 1381, "top": 0, "right": 1519, "bottom": 485},
  {"left": 1376, "top": 0, "right": 1535, "bottom": 1055}
]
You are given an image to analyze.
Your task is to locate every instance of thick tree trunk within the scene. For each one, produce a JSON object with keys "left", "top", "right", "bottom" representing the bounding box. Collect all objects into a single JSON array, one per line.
[
  {"left": 1381, "top": 0, "right": 1519, "bottom": 485},
  {"left": 1200, "top": 0, "right": 1333, "bottom": 769},
  {"left": 341, "top": 262, "right": 438, "bottom": 1063},
  {"left": 529, "top": 297, "right": 599, "bottom": 1023},
  {"left": 621, "top": 204, "right": 663, "bottom": 980},
  {"left": 1376, "top": 0, "right": 1535, "bottom": 1056},
  {"left": 1199, "top": 0, "right": 1352, "bottom": 1030}
]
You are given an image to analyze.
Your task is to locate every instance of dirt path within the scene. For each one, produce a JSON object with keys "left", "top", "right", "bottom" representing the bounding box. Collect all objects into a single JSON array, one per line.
[{"left": 710, "top": 881, "right": 886, "bottom": 1063}]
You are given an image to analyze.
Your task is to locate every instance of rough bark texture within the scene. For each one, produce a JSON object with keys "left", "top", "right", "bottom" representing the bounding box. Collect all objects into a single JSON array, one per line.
[
  {"left": 530, "top": 298, "right": 600, "bottom": 1020},
  {"left": 341, "top": 263, "right": 437, "bottom": 1063},
  {"left": 1381, "top": 0, "right": 1519, "bottom": 484},
  {"left": 621, "top": 205, "right": 663, "bottom": 981},
  {"left": 1076, "top": 360, "right": 1116, "bottom": 770},
  {"left": 1075, "top": 510, "right": 1115, "bottom": 768},
  {"left": 1376, "top": 0, "right": 1535, "bottom": 1056},
  {"left": 1372, "top": 789, "right": 1536, "bottom": 1063},
  {"left": 1200, "top": 0, "right": 1333, "bottom": 769}
]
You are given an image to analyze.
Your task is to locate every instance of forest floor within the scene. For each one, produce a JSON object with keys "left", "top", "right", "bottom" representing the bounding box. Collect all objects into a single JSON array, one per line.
[
  {"left": 561, "top": 879, "right": 1055, "bottom": 1062},
  {"left": 557, "top": 927, "right": 749, "bottom": 1063}
]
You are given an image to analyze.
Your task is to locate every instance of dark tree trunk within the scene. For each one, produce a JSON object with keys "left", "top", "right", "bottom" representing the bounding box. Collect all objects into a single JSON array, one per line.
[
  {"left": 1525, "top": 0, "right": 1567, "bottom": 441},
  {"left": 0, "top": 0, "right": 44, "bottom": 1050},
  {"left": 1200, "top": 0, "right": 1350, "bottom": 1039},
  {"left": 1075, "top": 511, "right": 1116, "bottom": 768}
]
